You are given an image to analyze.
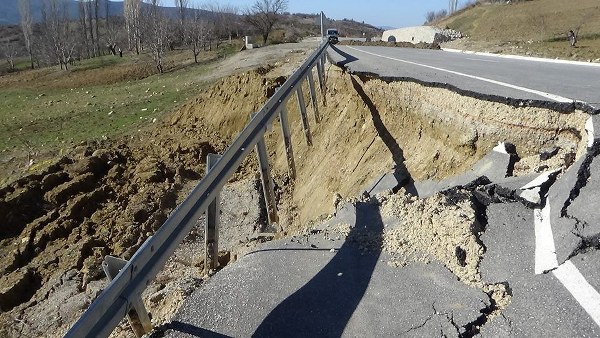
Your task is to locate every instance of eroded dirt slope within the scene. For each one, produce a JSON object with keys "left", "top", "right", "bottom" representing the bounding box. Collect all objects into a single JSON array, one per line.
[{"left": 279, "top": 66, "right": 587, "bottom": 226}]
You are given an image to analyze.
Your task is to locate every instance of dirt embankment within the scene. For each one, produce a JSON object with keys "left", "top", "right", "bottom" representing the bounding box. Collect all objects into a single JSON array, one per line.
[
  {"left": 279, "top": 66, "right": 587, "bottom": 226},
  {"left": 0, "top": 48, "right": 589, "bottom": 337}
]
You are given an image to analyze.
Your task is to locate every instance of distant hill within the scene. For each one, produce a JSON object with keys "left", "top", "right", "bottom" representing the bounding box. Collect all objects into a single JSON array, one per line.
[
  {"left": 283, "top": 13, "right": 383, "bottom": 38},
  {"left": 0, "top": 0, "right": 122, "bottom": 25}
]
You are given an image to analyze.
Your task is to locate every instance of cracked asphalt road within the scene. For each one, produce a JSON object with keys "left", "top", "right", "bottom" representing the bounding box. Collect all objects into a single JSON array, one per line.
[
  {"left": 163, "top": 199, "right": 493, "bottom": 337},
  {"left": 161, "top": 138, "right": 600, "bottom": 337},
  {"left": 328, "top": 45, "right": 600, "bottom": 111},
  {"left": 156, "top": 48, "right": 600, "bottom": 337}
]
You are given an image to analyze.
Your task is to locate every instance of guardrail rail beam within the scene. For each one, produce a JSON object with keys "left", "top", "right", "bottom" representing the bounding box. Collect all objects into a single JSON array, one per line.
[{"left": 102, "top": 256, "right": 152, "bottom": 337}]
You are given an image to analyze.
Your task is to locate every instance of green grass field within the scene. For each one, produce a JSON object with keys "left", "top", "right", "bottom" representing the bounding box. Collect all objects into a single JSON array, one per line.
[{"left": 0, "top": 42, "right": 240, "bottom": 158}]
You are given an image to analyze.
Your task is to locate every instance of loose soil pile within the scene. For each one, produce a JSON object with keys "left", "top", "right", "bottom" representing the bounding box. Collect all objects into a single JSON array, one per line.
[{"left": 0, "top": 45, "right": 589, "bottom": 337}]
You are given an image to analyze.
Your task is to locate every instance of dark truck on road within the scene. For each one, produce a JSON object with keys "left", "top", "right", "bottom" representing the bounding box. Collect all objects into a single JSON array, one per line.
[{"left": 326, "top": 29, "right": 339, "bottom": 44}]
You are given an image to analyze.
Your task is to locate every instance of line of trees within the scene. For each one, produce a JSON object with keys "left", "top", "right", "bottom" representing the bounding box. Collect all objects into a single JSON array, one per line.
[{"left": 2, "top": 0, "right": 289, "bottom": 73}]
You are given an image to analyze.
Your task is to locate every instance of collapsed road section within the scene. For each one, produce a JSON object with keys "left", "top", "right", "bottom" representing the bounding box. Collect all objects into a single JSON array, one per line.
[
  {"left": 1, "top": 43, "right": 599, "bottom": 337},
  {"left": 162, "top": 54, "right": 599, "bottom": 336}
]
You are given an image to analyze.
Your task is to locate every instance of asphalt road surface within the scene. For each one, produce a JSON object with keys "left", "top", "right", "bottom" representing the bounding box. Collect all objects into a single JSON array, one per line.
[{"left": 329, "top": 45, "right": 600, "bottom": 109}]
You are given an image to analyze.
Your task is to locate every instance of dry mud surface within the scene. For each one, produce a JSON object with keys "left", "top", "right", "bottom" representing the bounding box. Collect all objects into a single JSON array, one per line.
[{"left": 0, "top": 43, "right": 590, "bottom": 337}]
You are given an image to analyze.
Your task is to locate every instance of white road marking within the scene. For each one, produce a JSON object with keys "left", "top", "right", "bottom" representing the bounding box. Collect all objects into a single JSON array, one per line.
[
  {"left": 465, "top": 57, "right": 499, "bottom": 63},
  {"left": 533, "top": 200, "right": 558, "bottom": 274},
  {"left": 443, "top": 48, "right": 600, "bottom": 68},
  {"left": 520, "top": 170, "right": 559, "bottom": 190},
  {"left": 345, "top": 46, "right": 574, "bottom": 103},
  {"left": 492, "top": 142, "right": 508, "bottom": 154},
  {"left": 553, "top": 261, "right": 600, "bottom": 328},
  {"left": 528, "top": 181, "right": 600, "bottom": 328},
  {"left": 586, "top": 117, "right": 595, "bottom": 148}
]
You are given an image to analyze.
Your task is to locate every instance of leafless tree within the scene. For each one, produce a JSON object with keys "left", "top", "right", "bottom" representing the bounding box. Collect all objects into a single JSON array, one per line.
[
  {"left": 173, "top": 0, "right": 189, "bottom": 47},
  {"left": 41, "top": 0, "right": 78, "bottom": 70},
  {"left": 449, "top": 0, "right": 459, "bottom": 13},
  {"left": 425, "top": 9, "right": 448, "bottom": 24},
  {"left": 0, "top": 40, "right": 21, "bottom": 71},
  {"left": 18, "top": 0, "right": 35, "bottom": 69},
  {"left": 145, "top": 0, "right": 170, "bottom": 73},
  {"left": 93, "top": 0, "right": 100, "bottom": 55},
  {"left": 205, "top": 3, "right": 239, "bottom": 45},
  {"left": 244, "top": 0, "right": 288, "bottom": 45},
  {"left": 124, "top": 0, "right": 142, "bottom": 54},
  {"left": 104, "top": 17, "right": 126, "bottom": 55},
  {"left": 78, "top": 1, "right": 91, "bottom": 58},
  {"left": 187, "top": 7, "right": 210, "bottom": 63}
]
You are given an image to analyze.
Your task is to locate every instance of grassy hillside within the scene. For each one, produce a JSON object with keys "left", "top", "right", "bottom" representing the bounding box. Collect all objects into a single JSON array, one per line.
[
  {"left": 0, "top": 42, "right": 241, "bottom": 184},
  {"left": 438, "top": 0, "right": 600, "bottom": 60}
]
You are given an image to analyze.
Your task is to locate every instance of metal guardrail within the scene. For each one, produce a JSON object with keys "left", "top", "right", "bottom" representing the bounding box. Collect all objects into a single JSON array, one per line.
[{"left": 64, "top": 40, "right": 330, "bottom": 337}]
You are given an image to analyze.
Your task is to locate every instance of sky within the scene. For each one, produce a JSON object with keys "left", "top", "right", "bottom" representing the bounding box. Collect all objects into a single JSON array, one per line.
[{"left": 178, "top": 0, "right": 472, "bottom": 28}]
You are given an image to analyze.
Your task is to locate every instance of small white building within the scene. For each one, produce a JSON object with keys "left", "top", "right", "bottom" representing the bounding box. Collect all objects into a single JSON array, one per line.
[{"left": 382, "top": 26, "right": 447, "bottom": 44}]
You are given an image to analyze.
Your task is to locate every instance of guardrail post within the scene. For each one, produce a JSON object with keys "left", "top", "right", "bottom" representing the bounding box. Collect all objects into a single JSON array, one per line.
[
  {"left": 205, "top": 153, "right": 221, "bottom": 271},
  {"left": 307, "top": 71, "right": 321, "bottom": 123},
  {"left": 102, "top": 255, "right": 152, "bottom": 338},
  {"left": 279, "top": 106, "right": 296, "bottom": 180},
  {"left": 296, "top": 83, "right": 313, "bottom": 146},
  {"left": 253, "top": 122, "right": 279, "bottom": 229},
  {"left": 316, "top": 60, "right": 324, "bottom": 93},
  {"left": 321, "top": 54, "right": 327, "bottom": 87}
]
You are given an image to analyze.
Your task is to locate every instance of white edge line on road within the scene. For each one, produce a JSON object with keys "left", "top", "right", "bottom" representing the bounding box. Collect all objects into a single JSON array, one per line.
[
  {"left": 534, "top": 200, "right": 559, "bottom": 274},
  {"left": 553, "top": 260, "right": 600, "bottom": 328},
  {"left": 442, "top": 48, "right": 600, "bottom": 68},
  {"left": 465, "top": 57, "right": 499, "bottom": 63},
  {"left": 345, "top": 46, "right": 574, "bottom": 103},
  {"left": 586, "top": 117, "right": 595, "bottom": 148},
  {"left": 531, "top": 192, "right": 600, "bottom": 328}
]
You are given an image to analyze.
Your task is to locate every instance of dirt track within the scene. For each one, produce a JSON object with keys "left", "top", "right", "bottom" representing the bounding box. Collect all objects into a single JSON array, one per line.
[{"left": 0, "top": 40, "right": 589, "bottom": 337}]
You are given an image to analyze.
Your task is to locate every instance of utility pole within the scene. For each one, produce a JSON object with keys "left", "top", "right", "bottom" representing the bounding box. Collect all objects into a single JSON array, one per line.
[{"left": 320, "top": 11, "right": 324, "bottom": 37}]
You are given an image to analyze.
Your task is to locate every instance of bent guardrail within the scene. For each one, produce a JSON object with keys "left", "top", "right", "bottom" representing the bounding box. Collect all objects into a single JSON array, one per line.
[{"left": 64, "top": 40, "right": 330, "bottom": 337}]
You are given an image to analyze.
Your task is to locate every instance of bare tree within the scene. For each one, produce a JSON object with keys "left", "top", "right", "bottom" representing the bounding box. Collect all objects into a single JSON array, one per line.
[
  {"left": 77, "top": 0, "right": 100, "bottom": 57},
  {"left": 244, "top": 0, "right": 288, "bottom": 45},
  {"left": 41, "top": 0, "right": 78, "bottom": 70},
  {"left": 187, "top": 8, "right": 210, "bottom": 63},
  {"left": 124, "top": 0, "right": 142, "bottom": 54},
  {"left": 172, "top": 0, "right": 189, "bottom": 48},
  {"left": 105, "top": 17, "right": 125, "bottom": 55},
  {"left": 219, "top": 5, "right": 240, "bottom": 42},
  {"left": 145, "top": 0, "right": 170, "bottom": 73},
  {"left": 78, "top": 0, "right": 91, "bottom": 58},
  {"left": 0, "top": 40, "right": 21, "bottom": 71},
  {"left": 18, "top": 0, "right": 35, "bottom": 69},
  {"left": 425, "top": 9, "right": 448, "bottom": 24},
  {"left": 93, "top": 0, "right": 100, "bottom": 55},
  {"left": 205, "top": 3, "right": 239, "bottom": 45},
  {"left": 449, "top": 0, "right": 459, "bottom": 14}
]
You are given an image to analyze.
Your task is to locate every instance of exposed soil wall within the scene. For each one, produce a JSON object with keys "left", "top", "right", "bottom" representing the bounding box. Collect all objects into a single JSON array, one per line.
[{"left": 278, "top": 66, "right": 587, "bottom": 227}]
